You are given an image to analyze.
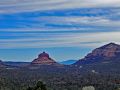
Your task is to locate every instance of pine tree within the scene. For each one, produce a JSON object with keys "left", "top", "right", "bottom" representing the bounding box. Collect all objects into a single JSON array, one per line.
[{"left": 26, "top": 81, "right": 47, "bottom": 90}]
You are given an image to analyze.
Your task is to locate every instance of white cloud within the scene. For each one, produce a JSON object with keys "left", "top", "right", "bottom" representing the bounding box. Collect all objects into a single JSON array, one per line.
[
  {"left": 0, "top": 31, "right": 120, "bottom": 49},
  {"left": 64, "top": 16, "right": 120, "bottom": 27},
  {"left": 31, "top": 16, "right": 120, "bottom": 28},
  {"left": 0, "top": 0, "right": 120, "bottom": 13},
  {"left": 0, "top": 1, "right": 120, "bottom": 49}
]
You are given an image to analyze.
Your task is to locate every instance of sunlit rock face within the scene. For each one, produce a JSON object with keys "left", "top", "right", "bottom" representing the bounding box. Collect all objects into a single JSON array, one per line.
[
  {"left": 87, "top": 43, "right": 120, "bottom": 58},
  {"left": 31, "top": 52, "right": 58, "bottom": 65},
  {"left": 74, "top": 43, "right": 120, "bottom": 66}
]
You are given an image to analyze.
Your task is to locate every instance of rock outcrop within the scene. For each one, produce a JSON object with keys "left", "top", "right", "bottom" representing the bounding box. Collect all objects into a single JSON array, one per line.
[
  {"left": 74, "top": 43, "right": 120, "bottom": 66},
  {"left": 31, "top": 52, "right": 59, "bottom": 65}
]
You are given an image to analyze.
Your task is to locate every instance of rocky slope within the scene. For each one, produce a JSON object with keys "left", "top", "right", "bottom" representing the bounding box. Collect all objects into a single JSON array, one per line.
[{"left": 74, "top": 43, "right": 120, "bottom": 66}]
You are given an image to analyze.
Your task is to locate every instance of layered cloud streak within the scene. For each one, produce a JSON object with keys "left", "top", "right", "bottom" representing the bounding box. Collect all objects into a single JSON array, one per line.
[
  {"left": 0, "top": 0, "right": 120, "bottom": 13},
  {"left": 0, "top": 1, "right": 120, "bottom": 49}
]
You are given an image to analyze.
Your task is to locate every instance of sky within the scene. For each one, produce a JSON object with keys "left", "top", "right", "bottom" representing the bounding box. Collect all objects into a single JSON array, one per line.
[{"left": 0, "top": 0, "right": 120, "bottom": 62}]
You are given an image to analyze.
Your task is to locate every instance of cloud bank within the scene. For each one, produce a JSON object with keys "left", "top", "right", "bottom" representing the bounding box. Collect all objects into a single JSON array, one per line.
[
  {"left": 0, "top": 0, "right": 120, "bottom": 13},
  {"left": 0, "top": 1, "right": 120, "bottom": 49}
]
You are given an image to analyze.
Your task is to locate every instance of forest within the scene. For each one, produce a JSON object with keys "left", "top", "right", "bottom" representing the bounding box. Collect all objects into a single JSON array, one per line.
[{"left": 0, "top": 65, "right": 120, "bottom": 90}]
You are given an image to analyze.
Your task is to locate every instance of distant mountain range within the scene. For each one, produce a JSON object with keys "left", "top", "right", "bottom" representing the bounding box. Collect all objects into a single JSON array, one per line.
[
  {"left": 4, "top": 61, "right": 30, "bottom": 67},
  {"left": 1, "top": 42, "right": 120, "bottom": 72},
  {"left": 3, "top": 60, "right": 77, "bottom": 67},
  {"left": 60, "top": 60, "right": 77, "bottom": 65}
]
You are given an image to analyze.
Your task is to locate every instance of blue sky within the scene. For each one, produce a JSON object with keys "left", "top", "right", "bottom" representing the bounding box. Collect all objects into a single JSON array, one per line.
[{"left": 0, "top": 0, "right": 120, "bottom": 62}]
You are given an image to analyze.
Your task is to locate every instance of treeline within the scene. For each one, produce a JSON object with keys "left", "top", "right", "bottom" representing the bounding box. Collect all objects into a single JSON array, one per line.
[{"left": 0, "top": 68, "right": 120, "bottom": 90}]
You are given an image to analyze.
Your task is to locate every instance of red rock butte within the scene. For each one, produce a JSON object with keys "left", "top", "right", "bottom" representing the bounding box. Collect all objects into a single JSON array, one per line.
[
  {"left": 31, "top": 52, "right": 58, "bottom": 65},
  {"left": 74, "top": 43, "right": 120, "bottom": 66},
  {"left": 88, "top": 43, "right": 120, "bottom": 58}
]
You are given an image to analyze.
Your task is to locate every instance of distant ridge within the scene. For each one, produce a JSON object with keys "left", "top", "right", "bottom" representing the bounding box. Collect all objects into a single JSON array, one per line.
[
  {"left": 4, "top": 61, "right": 30, "bottom": 67},
  {"left": 0, "top": 60, "right": 11, "bottom": 68},
  {"left": 74, "top": 43, "right": 120, "bottom": 66},
  {"left": 60, "top": 60, "right": 77, "bottom": 65}
]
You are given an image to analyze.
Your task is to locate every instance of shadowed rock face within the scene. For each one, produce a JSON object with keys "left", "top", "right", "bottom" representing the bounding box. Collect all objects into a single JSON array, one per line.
[
  {"left": 74, "top": 43, "right": 120, "bottom": 65},
  {"left": 31, "top": 52, "right": 58, "bottom": 65},
  {"left": 0, "top": 60, "right": 6, "bottom": 68},
  {"left": 0, "top": 60, "right": 3, "bottom": 65}
]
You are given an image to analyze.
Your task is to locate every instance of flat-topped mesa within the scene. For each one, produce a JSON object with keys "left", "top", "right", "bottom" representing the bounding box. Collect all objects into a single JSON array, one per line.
[{"left": 31, "top": 52, "right": 58, "bottom": 65}]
